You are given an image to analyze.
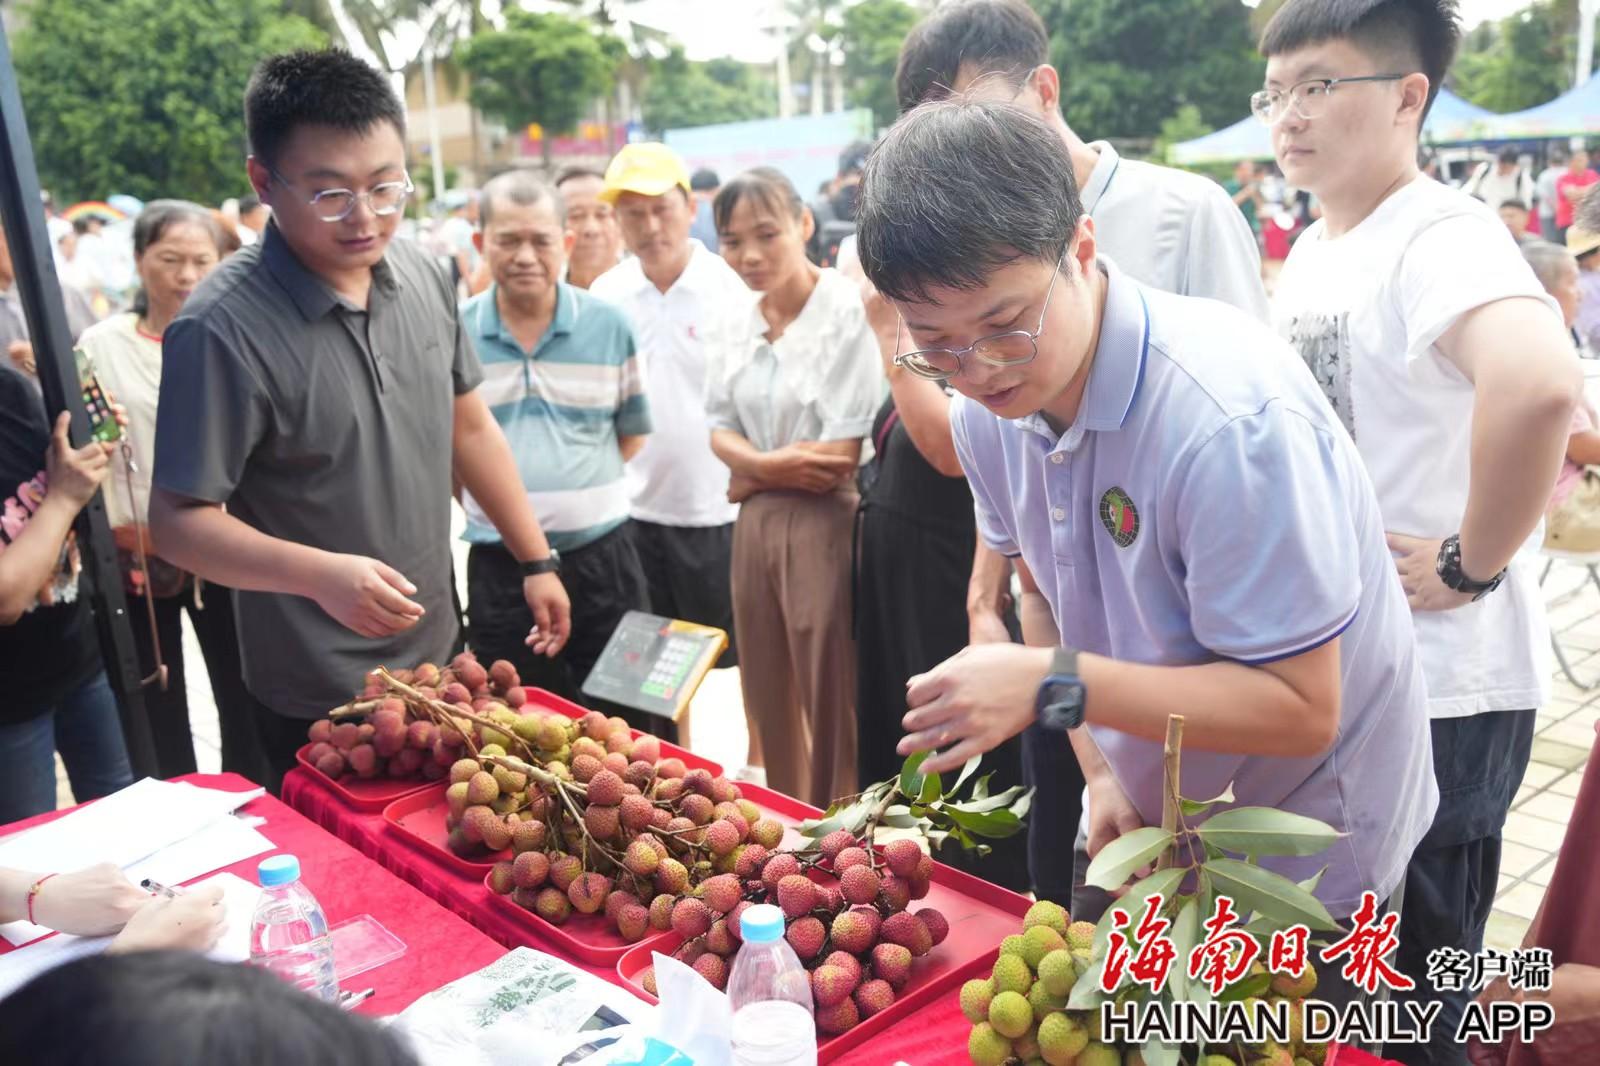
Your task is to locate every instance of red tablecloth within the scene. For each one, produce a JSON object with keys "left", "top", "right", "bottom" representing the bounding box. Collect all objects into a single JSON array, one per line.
[
  {"left": 0, "top": 773, "right": 505, "bottom": 1018},
  {"left": 283, "top": 766, "right": 971, "bottom": 1064}
]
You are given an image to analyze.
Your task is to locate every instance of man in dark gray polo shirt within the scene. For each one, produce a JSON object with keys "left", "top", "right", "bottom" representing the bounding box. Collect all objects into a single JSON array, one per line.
[{"left": 151, "top": 50, "right": 570, "bottom": 792}]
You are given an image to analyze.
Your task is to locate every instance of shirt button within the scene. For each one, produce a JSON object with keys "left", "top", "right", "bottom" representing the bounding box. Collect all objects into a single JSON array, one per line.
[
  {"left": 1051, "top": 454, "right": 1064, "bottom": 465},
  {"left": 1052, "top": 507, "right": 1066, "bottom": 522}
]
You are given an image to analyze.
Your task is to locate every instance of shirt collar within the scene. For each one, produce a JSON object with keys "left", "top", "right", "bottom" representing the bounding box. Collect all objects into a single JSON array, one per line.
[
  {"left": 1079, "top": 142, "right": 1122, "bottom": 216},
  {"left": 261, "top": 220, "right": 401, "bottom": 321},
  {"left": 623, "top": 239, "right": 718, "bottom": 298},
  {"left": 1017, "top": 257, "right": 1149, "bottom": 449},
  {"left": 480, "top": 282, "right": 575, "bottom": 348}
]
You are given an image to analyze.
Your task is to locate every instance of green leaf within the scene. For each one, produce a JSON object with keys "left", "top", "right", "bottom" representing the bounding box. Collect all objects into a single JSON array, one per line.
[
  {"left": 1167, "top": 898, "right": 1201, "bottom": 1004},
  {"left": 942, "top": 807, "right": 1024, "bottom": 839},
  {"left": 1068, "top": 954, "right": 1111, "bottom": 1009},
  {"left": 898, "top": 751, "right": 930, "bottom": 801},
  {"left": 1180, "top": 797, "right": 1216, "bottom": 817},
  {"left": 952, "top": 754, "right": 983, "bottom": 794},
  {"left": 1201, "top": 858, "right": 1342, "bottom": 932},
  {"left": 1298, "top": 866, "right": 1328, "bottom": 895},
  {"left": 1140, "top": 1038, "right": 1180, "bottom": 1066},
  {"left": 1090, "top": 867, "right": 1185, "bottom": 959},
  {"left": 879, "top": 812, "right": 921, "bottom": 829},
  {"left": 918, "top": 770, "right": 943, "bottom": 804},
  {"left": 1216, "top": 971, "right": 1272, "bottom": 1003},
  {"left": 970, "top": 773, "right": 992, "bottom": 800},
  {"left": 1193, "top": 807, "right": 1345, "bottom": 858},
  {"left": 951, "top": 784, "right": 1030, "bottom": 814},
  {"left": 1084, "top": 827, "right": 1175, "bottom": 891}
]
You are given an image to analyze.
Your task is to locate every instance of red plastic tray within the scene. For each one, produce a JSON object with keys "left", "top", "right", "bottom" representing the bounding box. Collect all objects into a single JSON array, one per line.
[
  {"left": 613, "top": 791, "right": 1034, "bottom": 1063},
  {"left": 383, "top": 784, "right": 510, "bottom": 876},
  {"left": 520, "top": 687, "right": 724, "bottom": 777},
  {"left": 294, "top": 744, "right": 438, "bottom": 812},
  {"left": 480, "top": 867, "right": 674, "bottom": 964}
]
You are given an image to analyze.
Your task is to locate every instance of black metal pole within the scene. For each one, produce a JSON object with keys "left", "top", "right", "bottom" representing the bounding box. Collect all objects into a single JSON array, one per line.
[{"left": 0, "top": 24, "right": 159, "bottom": 777}]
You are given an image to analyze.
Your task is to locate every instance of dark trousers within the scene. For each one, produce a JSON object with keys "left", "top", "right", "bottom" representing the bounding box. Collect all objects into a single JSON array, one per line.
[
  {"left": 466, "top": 527, "right": 650, "bottom": 708},
  {"left": 126, "top": 582, "right": 261, "bottom": 781},
  {"left": 1390, "top": 709, "right": 1537, "bottom": 1066},
  {"left": 631, "top": 519, "right": 737, "bottom": 668},
  {"left": 854, "top": 501, "right": 1031, "bottom": 893},
  {"left": 249, "top": 692, "right": 312, "bottom": 797},
  {"left": 1028, "top": 722, "right": 1088, "bottom": 907}
]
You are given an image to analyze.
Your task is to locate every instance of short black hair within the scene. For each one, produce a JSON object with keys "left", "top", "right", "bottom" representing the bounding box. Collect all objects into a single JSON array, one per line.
[
  {"left": 713, "top": 167, "right": 805, "bottom": 234},
  {"left": 480, "top": 169, "right": 565, "bottom": 229},
  {"left": 0, "top": 951, "right": 419, "bottom": 1066},
  {"left": 245, "top": 49, "right": 406, "bottom": 169},
  {"left": 1259, "top": 1, "right": 1461, "bottom": 123},
  {"left": 238, "top": 194, "right": 262, "bottom": 214},
  {"left": 1499, "top": 199, "right": 1529, "bottom": 212},
  {"left": 554, "top": 166, "right": 605, "bottom": 189},
  {"left": 1498, "top": 146, "right": 1520, "bottom": 165},
  {"left": 838, "top": 141, "right": 872, "bottom": 177},
  {"left": 895, "top": 0, "right": 1048, "bottom": 115},
  {"left": 858, "top": 98, "right": 1080, "bottom": 304},
  {"left": 690, "top": 168, "right": 720, "bottom": 192}
]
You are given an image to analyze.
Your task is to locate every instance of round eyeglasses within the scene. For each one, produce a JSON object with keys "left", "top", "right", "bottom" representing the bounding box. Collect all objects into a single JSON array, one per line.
[
  {"left": 893, "top": 257, "right": 1065, "bottom": 382},
  {"left": 1250, "top": 73, "right": 1406, "bottom": 125},
  {"left": 269, "top": 166, "right": 414, "bottom": 223}
]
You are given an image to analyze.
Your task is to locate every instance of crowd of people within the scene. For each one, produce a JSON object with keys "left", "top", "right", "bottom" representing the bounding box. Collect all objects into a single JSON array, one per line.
[{"left": 5, "top": 0, "right": 1600, "bottom": 1062}]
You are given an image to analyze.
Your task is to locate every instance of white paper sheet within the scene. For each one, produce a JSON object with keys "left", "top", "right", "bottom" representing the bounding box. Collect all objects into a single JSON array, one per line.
[
  {"left": 0, "top": 779, "right": 267, "bottom": 946},
  {"left": 0, "top": 872, "right": 259, "bottom": 1001}
]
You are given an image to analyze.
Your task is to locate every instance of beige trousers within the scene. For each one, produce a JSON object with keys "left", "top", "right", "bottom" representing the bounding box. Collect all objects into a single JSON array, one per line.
[
  {"left": 1547, "top": 470, "right": 1600, "bottom": 552},
  {"left": 730, "top": 487, "right": 860, "bottom": 808}
]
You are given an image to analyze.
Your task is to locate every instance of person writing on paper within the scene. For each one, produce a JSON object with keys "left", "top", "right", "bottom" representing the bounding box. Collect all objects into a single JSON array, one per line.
[{"left": 0, "top": 864, "right": 224, "bottom": 952}]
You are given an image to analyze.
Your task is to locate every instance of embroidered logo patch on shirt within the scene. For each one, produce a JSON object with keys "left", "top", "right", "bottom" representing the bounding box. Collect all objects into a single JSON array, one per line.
[{"left": 1099, "top": 486, "right": 1139, "bottom": 547}]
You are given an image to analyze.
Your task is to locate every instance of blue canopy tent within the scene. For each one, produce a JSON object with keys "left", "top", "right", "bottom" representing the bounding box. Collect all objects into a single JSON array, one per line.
[
  {"left": 1169, "top": 88, "right": 1494, "bottom": 165},
  {"left": 1476, "top": 73, "right": 1600, "bottom": 141}
]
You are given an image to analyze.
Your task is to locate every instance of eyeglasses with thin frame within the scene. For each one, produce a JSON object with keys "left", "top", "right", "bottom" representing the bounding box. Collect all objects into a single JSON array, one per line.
[
  {"left": 268, "top": 166, "right": 414, "bottom": 223},
  {"left": 893, "top": 256, "right": 1066, "bottom": 382},
  {"left": 1250, "top": 74, "right": 1407, "bottom": 125}
]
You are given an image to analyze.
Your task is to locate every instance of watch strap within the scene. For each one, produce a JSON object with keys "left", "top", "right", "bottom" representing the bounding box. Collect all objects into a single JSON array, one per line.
[
  {"left": 1435, "top": 534, "right": 1504, "bottom": 600},
  {"left": 520, "top": 551, "right": 561, "bottom": 577}
]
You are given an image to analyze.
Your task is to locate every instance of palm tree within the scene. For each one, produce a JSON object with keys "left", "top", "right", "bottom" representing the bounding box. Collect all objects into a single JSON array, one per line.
[
  {"left": 554, "top": 0, "right": 669, "bottom": 128},
  {"left": 786, "top": 0, "right": 844, "bottom": 116}
]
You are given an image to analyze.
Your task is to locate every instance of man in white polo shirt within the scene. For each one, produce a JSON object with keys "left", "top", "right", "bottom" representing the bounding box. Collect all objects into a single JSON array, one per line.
[
  {"left": 1259, "top": 3, "right": 1581, "bottom": 1060},
  {"left": 862, "top": 99, "right": 1438, "bottom": 996},
  {"left": 590, "top": 145, "right": 746, "bottom": 664}
]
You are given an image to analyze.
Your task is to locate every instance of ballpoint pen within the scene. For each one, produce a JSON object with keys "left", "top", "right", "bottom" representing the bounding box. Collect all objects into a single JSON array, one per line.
[
  {"left": 340, "top": 988, "right": 376, "bottom": 1011},
  {"left": 139, "top": 879, "right": 181, "bottom": 898}
]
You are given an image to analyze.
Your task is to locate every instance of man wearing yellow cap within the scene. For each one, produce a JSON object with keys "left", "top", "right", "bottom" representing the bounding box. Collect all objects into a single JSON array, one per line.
[{"left": 590, "top": 144, "right": 750, "bottom": 679}]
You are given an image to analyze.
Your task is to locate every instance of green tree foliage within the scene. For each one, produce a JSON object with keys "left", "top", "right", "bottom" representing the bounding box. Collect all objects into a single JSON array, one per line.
[
  {"left": 1152, "top": 104, "right": 1213, "bottom": 167},
  {"left": 640, "top": 48, "right": 778, "bottom": 133},
  {"left": 1034, "top": 0, "right": 1264, "bottom": 141},
  {"left": 11, "top": 0, "right": 323, "bottom": 205},
  {"left": 458, "top": 10, "right": 613, "bottom": 162},
  {"left": 840, "top": 0, "right": 920, "bottom": 128},
  {"left": 1452, "top": 0, "right": 1579, "bottom": 114}
]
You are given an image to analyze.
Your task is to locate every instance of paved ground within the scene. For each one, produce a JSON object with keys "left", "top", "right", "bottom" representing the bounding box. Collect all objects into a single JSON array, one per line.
[{"left": 62, "top": 541, "right": 1597, "bottom": 956}]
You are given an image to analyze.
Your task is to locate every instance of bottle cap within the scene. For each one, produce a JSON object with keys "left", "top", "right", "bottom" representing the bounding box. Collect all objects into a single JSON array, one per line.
[
  {"left": 740, "top": 902, "right": 785, "bottom": 944},
  {"left": 258, "top": 854, "right": 302, "bottom": 887}
]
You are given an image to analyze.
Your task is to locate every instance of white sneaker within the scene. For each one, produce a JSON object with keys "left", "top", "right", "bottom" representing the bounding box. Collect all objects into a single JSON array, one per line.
[{"left": 732, "top": 765, "right": 768, "bottom": 787}]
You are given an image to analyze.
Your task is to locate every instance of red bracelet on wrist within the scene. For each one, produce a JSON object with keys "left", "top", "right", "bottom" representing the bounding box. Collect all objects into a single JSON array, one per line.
[{"left": 26, "top": 873, "right": 57, "bottom": 925}]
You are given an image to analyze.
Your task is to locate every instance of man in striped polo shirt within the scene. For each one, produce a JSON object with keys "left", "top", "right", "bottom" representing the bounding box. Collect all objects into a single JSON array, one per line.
[{"left": 460, "top": 170, "right": 652, "bottom": 704}]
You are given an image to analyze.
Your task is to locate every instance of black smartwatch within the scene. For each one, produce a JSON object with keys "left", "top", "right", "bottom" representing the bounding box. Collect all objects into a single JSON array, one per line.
[
  {"left": 1035, "top": 647, "right": 1087, "bottom": 731},
  {"left": 520, "top": 550, "right": 562, "bottom": 577},
  {"left": 1434, "top": 534, "right": 1503, "bottom": 602}
]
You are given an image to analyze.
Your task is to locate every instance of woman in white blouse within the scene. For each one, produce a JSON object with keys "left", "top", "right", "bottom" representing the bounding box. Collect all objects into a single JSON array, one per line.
[
  {"left": 76, "top": 201, "right": 257, "bottom": 780},
  {"left": 706, "top": 168, "right": 884, "bottom": 807}
]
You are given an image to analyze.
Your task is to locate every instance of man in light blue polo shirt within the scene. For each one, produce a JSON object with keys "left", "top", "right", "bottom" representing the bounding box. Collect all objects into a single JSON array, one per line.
[
  {"left": 860, "top": 101, "right": 1436, "bottom": 953},
  {"left": 461, "top": 171, "right": 652, "bottom": 705}
]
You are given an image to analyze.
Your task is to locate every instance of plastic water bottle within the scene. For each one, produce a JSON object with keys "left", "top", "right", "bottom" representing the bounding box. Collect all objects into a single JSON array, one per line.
[
  {"left": 248, "top": 854, "right": 339, "bottom": 1002},
  {"left": 728, "top": 903, "right": 817, "bottom": 1066}
]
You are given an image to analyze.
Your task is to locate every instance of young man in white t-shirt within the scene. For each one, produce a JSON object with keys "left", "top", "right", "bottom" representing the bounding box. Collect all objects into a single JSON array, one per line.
[{"left": 1261, "top": 3, "right": 1582, "bottom": 1062}]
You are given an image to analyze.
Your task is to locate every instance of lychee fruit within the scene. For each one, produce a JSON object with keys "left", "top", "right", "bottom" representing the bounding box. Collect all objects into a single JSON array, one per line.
[
  {"left": 307, "top": 719, "right": 334, "bottom": 744},
  {"left": 1271, "top": 967, "right": 1317, "bottom": 999},
  {"left": 648, "top": 894, "right": 675, "bottom": 931},
  {"left": 513, "top": 851, "right": 550, "bottom": 890},
  {"left": 991, "top": 952, "right": 1033, "bottom": 995},
  {"left": 671, "top": 898, "right": 712, "bottom": 940},
  {"left": 777, "top": 874, "right": 817, "bottom": 918},
  {"left": 704, "top": 819, "right": 741, "bottom": 856},
  {"left": 568, "top": 872, "right": 611, "bottom": 914},
  {"left": 818, "top": 829, "right": 857, "bottom": 861},
  {"left": 550, "top": 853, "right": 583, "bottom": 892},
  {"left": 880, "top": 911, "right": 933, "bottom": 957},
  {"left": 840, "top": 865, "right": 881, "bottom": 905},
  {"left": 314, "top": 750, "right": 346, "bottom": 778},
  {"left": 988, "top": 989, "right": 1032, "bottom": 1039},
  {"left": 749, "top": 819, "right": 784, "bottom": 849},
  {"left": 1038, "top": 1012, "right": 1089, "bottom": 1065},
  {"left": 833, "top": 846, "right": 870, "bottom": 873},
  {"left": 584, "top": 804, "right": 621, "bottom": 840},
  {"left": 466, "top": 770, "right": 499, "bottom": 805},
  {"left": 1066, "top": 920, "right": 1095, "bottom": 952},
  {"left": 534, "top": 886, "right": 571, "bottom": 924},
  {"left": 1023, "top": 899, "right": 1070, "bottom": 936},
  {"left": 914, "top": 907, "right": 949, "bottom": 947},
  {"left": 691, "top": 952, "right": 728, "bottom": 991},
  {"left": 960, "top": 977, "right": 995, "bottom": 1023},
  {"left": 829, "top": 909, "right": 875, "bottom": 954},
  {"left": 489, "top": 659, "right": 519, "bottom": 692},
  {"left": 854, "top": 978, "right": 895, "bottom": 1019},
  {"left": 761, "top": 852, "right": 801, "bottom": 894},
  {"left": 871, "top": 942, "right": 913, "bottom": 987},
  {"left": 655, "top": 858, "right": 689, "bottom": 895},
  {"left": 822, "top": 950, "right": 863, "bottom": 986},
  {"left": 785, "top": 916, "right": 826, "bottom": 961},
  {"left": 1038, "top": 949, "right": 1075, "bottom": 997},
  {"left": 811, "top": 964, "right": 857, "bottom": 1007},
  {"left": 705, "top": 918, "right": 738, "bottom": 955},
  {"left": 815, "top": 996, "right": 860, "bottom": 1035},
  {"left": 700, "top": 873, "right": 741, "bottom": 914},
  {"left": 735, "top": 843, "right": 770, "bottom": 879},
  {"left": 488, "top": 861, "right": 514, "bottom": 894},
  {"left": 878, "top": 874, "right": 913, "bottom": 912},
  {"left": 616, "top": 903, "right": 651, "bottom": 942},
  {"left": 1021, "top": 925, "right": 1067, "bottom": 969},
  {"left": 640, "top": 965, "right": 657, "bottom": 997},
  {"left": 968, "top": 1022, "right": 1011, "bottom": 1066},
  {"left": 882, "top": 838, "right": 922, "bottom": 877},
  {"left": 348, "top": 744, "right": 379, "bottom": 778},
  {"left": 511, "top": 819, "right": 547, "bottom": 854}
]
